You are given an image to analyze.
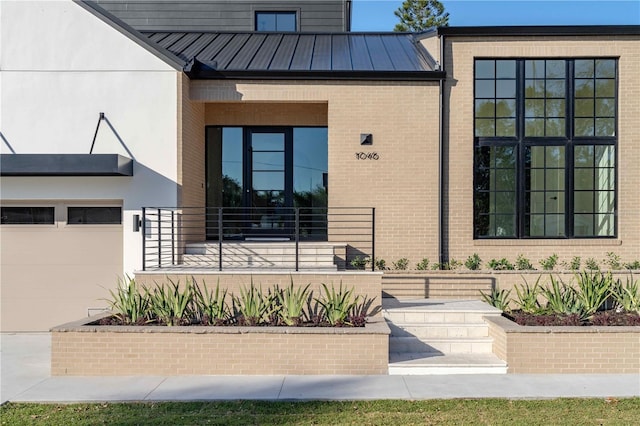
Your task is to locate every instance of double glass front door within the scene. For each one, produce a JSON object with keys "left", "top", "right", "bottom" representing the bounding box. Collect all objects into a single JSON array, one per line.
[{"left": 206, "top": 126, "right": 327, "bottom": 239}]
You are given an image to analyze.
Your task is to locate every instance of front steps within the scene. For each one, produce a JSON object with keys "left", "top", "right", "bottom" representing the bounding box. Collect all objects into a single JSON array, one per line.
[
  {"left": 181, "top": 241, "right": 345, "bottom": 270},
  {"left": 383, "top": 299, "right": 508, "bottom": 375}
]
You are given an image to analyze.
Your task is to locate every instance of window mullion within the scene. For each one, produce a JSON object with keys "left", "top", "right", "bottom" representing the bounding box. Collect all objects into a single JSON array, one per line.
[{"left": 516, "top": 59, "right": 526, "bottom": 238}]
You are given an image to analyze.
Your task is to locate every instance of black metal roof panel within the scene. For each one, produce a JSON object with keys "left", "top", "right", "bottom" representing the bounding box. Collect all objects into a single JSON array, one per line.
[{"left": 141, "top": 31, "right": 442, "bottom": 80}]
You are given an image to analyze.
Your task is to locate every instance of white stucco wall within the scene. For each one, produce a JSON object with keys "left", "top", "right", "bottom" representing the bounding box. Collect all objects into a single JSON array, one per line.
[{"left": 0, "top": 0, "right": 181, "bottom": 274}]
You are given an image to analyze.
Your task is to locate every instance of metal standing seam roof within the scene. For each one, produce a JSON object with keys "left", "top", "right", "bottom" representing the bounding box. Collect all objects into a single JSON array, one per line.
[{"left": 140, "top": 31, "right": 443, "bottom": 80}]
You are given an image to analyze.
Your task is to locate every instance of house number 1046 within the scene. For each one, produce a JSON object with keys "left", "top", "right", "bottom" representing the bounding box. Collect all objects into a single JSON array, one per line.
[{"left": 355, "top": 152, "right": 379, "bottom": 160}]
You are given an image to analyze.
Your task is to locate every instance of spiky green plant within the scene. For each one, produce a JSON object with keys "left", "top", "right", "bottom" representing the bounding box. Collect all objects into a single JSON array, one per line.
[
  {"left": 464, "top": 254, "right": 481, "bottom": 270},
  {"left": 541, "top": 275, "right": 581, "bottom": 317},
  {"left": 513, "top": 277, "right": 542, "bottom": 314},
  {"left": 233, "top": 282, "right": 276, "bottom": 326},
  {"left": 148, "top": 279, "right": 195, "bottom": 326},
  {"left": 316, "top": 282, "right": 360, "bottom": 326},
  {"left": 612, "top": 274, "right": 640, "bottom": 314},
  {"left": 574, "top": 271, "right": 613, "bottom": 318},
  {"left": 104, "top": 276, "right": 149, "bottom": 324},
  {"left": 193, "top": 279, "right": 229, "bottom": 325},
  {"left": 276, "top": 280, "right": 311, "bottom": 326},
  {"left": 480, "top": 285, "right": 512, "bottom": 311}
]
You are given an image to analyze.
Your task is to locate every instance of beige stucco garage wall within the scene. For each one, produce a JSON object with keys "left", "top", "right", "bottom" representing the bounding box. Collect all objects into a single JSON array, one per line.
[
  {"left": 443, "top": 35, "right": 640, "bottom": 268},
  {"left": 0, "top": 201, "right": 123, "bottom": 331},
  {"left": 186, "top": 80, "right": 442, "bottom": 266}
]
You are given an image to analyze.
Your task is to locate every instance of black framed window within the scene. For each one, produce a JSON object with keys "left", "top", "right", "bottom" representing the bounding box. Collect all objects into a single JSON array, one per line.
[
  {"left": 67, "top": 207, "right": 121, "bottom": 224},
  {"left": 255, "top": 11, "right": 297, "bottom": 31},
  {"left": 1, "top": 207, "right": 54, "bottom": 224},
  {"left": 474, "top": 58, "right": 617, "bottom": 239}
]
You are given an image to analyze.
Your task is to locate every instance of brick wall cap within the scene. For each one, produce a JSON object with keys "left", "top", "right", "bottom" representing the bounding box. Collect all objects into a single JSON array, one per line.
[{"left": 485, "top": 315, "right": 640, "bottom": 334}]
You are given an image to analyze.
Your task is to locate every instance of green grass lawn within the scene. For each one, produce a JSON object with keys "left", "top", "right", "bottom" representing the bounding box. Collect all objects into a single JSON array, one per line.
[{"left": 2, "top": 399, "right": 639, "bottom": 425}]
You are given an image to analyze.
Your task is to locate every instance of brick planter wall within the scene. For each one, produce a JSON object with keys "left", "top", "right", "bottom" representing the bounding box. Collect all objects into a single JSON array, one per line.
[
  {"left": 485, "top": 315, "right": 640, "bottom": 374},
  {"left": 51, "top": 316, "right": 389, "bottom": 376}
]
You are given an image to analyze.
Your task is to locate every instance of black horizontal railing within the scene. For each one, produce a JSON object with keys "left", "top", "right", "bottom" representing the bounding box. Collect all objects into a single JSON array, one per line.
[{"left": 141, "top": 207, "right": 375, "bottom": 271}]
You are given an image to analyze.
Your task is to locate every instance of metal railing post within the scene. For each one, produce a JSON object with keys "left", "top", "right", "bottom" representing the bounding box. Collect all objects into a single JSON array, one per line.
[
  {"left": 218, "top": 207, "right": 223, "bottom": 271},
  {"left": 141, "top": 207, "right": 146, "bottom": 271},
  {"left": 171, "top": 210, "right": 175, "bottom": 266},
  {"left": 371, "top": 207, "right": 376, "bottom": 271},
  {"left": 157, "top": 208, "right": 162, "bottom": 268},
  {"left": 295, "top": 208, "right": 300, "bottom": 271}
]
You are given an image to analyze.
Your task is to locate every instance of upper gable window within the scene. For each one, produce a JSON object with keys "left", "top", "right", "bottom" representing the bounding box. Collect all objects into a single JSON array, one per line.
[{"left": 255, "top": 12, "right": 297, "bottom": 31}]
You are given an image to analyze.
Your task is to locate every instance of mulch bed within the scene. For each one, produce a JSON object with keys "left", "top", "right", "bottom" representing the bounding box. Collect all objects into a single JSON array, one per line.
[{"left": 505, "top": 310, "right": 640, "bottom": 326}]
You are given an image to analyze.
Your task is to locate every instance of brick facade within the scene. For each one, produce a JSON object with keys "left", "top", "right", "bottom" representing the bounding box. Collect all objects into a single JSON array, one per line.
[{"left": 486, "top": 316, "right": 640, "bottom": 374}]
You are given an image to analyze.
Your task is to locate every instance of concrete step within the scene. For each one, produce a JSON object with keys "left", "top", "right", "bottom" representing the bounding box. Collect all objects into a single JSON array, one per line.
[
  {"left": 382, "top": 299, "right": 502, "bottom": 324},
  {"left": 387, "top": 322, "right": 489, "bottom": 338},
  {"left": 389, "top": 336, "right": 494, "bottom": 354},
  {"left": 388, "top": 352, "right": 508, "bottom": 375}
]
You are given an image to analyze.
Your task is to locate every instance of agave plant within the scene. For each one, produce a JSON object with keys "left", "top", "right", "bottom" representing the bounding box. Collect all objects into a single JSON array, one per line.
[
  {"left": 316, "top": 282, "right": 359, "bottom": 326},
  {"left": 193, "top": 279, "right": 229, "bottom": 325},
  {"left": 276, "top": 280, "right": 311, "bottom": 326},
  {"left": 104, "top": 276, "right": 149, "bottom": 324},
  {"left": 513, "top": 277, "right": 542, "bottom": 314},
  {"left": 479, "top": 285, "right": 512, "bottom": 311},
  {"left": 574, "top": 271, "right": 614, "bottom": 318},
  {"left": 233, "top": 282, "right": 277, "bottom": 326},
  {"left": 612, "top": 274, "right": 640, "bottom": 314},
  {"left": 541, "top": 275, "right": 581, "bottom": 317},
  {"left": 148, "top": 279, "right": 195, "bottom": 326}
]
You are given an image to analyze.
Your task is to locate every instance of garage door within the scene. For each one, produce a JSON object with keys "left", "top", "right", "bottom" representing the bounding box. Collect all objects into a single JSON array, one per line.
[{"left": 1, "top": 202, "right": 123, "bottom": 331}]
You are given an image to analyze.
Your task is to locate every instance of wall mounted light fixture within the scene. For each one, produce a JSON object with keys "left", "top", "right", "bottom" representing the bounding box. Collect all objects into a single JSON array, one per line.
[{"left": 360, "top": 133, "right": 373, "bottom": 145}]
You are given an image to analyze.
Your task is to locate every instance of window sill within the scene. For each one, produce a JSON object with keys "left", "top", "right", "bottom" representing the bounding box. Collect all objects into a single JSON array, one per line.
[{"left": 473, "top": 239, "right": 622, "bottom": 246}]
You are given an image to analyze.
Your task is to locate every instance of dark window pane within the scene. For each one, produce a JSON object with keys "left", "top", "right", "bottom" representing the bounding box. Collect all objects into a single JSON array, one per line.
[
  {"left": 495, "top": 169, "right": 515, "bottom": 190},
  {"left": 595, "top": 98, "right": 615, "bottom": 117},
  {"left": 496, "top": 60, "right": 516, "bottom": 78},
  {"left": 595, "top": 59, "right": 615, "bottom": 78},
  {"left": 575, "top": 169, "right": 594, "bottom": 190},
  {"left": 595, "top": 145, "right": 615, "bottom": 167},
  {"left": 525, "top": 118, "right": 544, "bottom": 136},
  {"left": 496, "top": 119, "right": 516, "bottom": 136},
  {"left": 276, "top": 13, "right": 296, "bottom": 31},
  {"left": 475, "top": 119, "right": 495, "bottom": 136},
  {"left": 475, "top": 99, "right": 495, "bottom": 118},
  {"left": 546, "top": 169, "right": 565, "bottom": 190},
  {"left": 546, "top": 99, "right": 565, "bottom": 118},
  {"left": 525, "top": 60, "right": 545, "bottom": 78},
  {"left": 251, "top": 133, "right": 284, "bottom": 151},
  {"left": 496, "top": 80, "right": 516, "bottom": 98},
  {"left": 495, "top": 192, "right": 516, "bottom": 213},
  {"left": 574, "top": 192, "right": 593, "bottom": 213},
  {"left": 252, "top": 171, "right": 284, "bottom": 191},
  {"left": 546, "top": 60, "right": 565, "bottom": 78},
  {"left": 545, "top": 80, "right": 565, "bottom": 98},
  {"left": 528, "top": 192, "right": 545, "bottom": 213},
  {"left": 574, "top": 118, "right": 594, "bottom": 136},
  {"left": 596, "top": 79, "right": 615, "bottom": 98},
  {"left": 494, "top": 215, "right": 515, "bottom": 237},
  {"left": 546, "top": 192, "right": 565, "bottom": 212},
  {"left": 575, "top": 99, "right": 594, "bottom": 117},
  {"left": 293, "top": 127, "right": 328, "bottom": 209},
  {"left": 575, "top": 59, "right": 594, "bottom": 78},
  {"left": 545, "top": 146, "right": 565, "bottom": 168},
  {"left": 595, "top": 118, "right": 615, "bottom": 137},
  {"left": 575, "top": 79, "right": 594, "bottom": 97},
  {"left": 255, "top": 12, "right": 296, "bottom": 31},
  {"left": 525, "top": 79, "right": 545, "bottom": 98},
  {"left": 475, "top": 80, "right": 495, "bottom": 98},
  {"left": 68, "top": 207, "right": 121, "bottom": 224},
  {"left": 525, "top": 99, "right": 545, "bottom": 117},
  {"left": 574, "top": 145, "right": 594, "bottom": 166},
  {"left": 574, "top": 214, "right": 594, "bottom": 236},
  {"left": 495, "top": 99, "right": 515, "bottom": 117},
  {"left": 546, "top": 118, "right": 565, "bottom": 137},
  {"left": 475, "top": 60, "right": 495, "bottom": 78},
  {"left": 1, "top": 207, "right": 54, "bottom": 224},
  {"left": 256, "top": 13, "right": 276, "bottom": 31},
  {"left": 253, "top": 152, "right": 284, "bottom": 171}
]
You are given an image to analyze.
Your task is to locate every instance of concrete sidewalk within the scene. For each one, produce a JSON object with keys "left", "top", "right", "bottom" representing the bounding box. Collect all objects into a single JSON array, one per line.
[{"left": 2, "top": 333, "right": 639, "bottom": 403}]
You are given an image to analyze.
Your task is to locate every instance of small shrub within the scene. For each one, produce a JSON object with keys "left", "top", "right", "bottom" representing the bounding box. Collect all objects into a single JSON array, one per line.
[
  {"left": 465, "top": 253, "right": 482, "bottom": 270},
  {"left": 480, "top": 285, "right": 511, "bottom": 311},
  {"left": 373, "top": 258, "right": 387, "bottom": 270},
  {"left": 442, "top": 259, "right": 462, "bottom": 270},
  {"left": 574, "top": 271, "right": 614, "bottom": 318},
  {"left": 604, "top": 252, "right": 623, "bottom": 270},
  {"left": 488, "top": 258, "right": 515, "bottom": 271},
  {"left": 539, "top": 253, "right": 559, "bottom": 271},
  {"left": 430, "top": 262, "right": 442, "bottom": 270},
  {"left": 513, "top": 277, "right": 542, "bottom": 314},
  {"left": 585, "top": 257, "right": 600, "bottom": 270},
  {"left": 541, "top": 275, "right": 581, "bottom": 317},
  {"left": 568, "top": 256, "right": 581, "bottom": 271},
  {"left": 416, "top": 258, "right": 430, "bottom": 270},
  {"left": 515, "top": 254, "right": 535, "bottom": 270},
  {"left": 349, "top": 256, "right": 370, "bottom": 270},
  {"left": 316, "top": 282, "right": 359, "bottom": 326},
  {"left": 233, "top": 283, "right": 277, "bottom": 326},
  {"left": 624, "top": 260, "right": 640, "bottom": 270},
  {"left": 393, "top": 258, "right": 409, "bottom": 270}
]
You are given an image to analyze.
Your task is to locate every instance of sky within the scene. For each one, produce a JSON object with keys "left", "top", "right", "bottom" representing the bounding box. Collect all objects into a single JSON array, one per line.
[{"left": 351, "top": 0, "right": 640, "bottom": 31}]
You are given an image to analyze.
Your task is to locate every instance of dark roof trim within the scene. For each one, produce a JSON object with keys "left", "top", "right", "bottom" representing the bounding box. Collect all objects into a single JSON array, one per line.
[
  {"left": 186, "top": 62, "right": 444, "bottom": 81},
  {"left": 74, "top": 1, "right": 185, "bottom": 70},
  {"left": 0, "top": 154, "right": 134, "bottom": 177},
  {"left": 438, "top": 25, "right": 640, "bottom": 37}
]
